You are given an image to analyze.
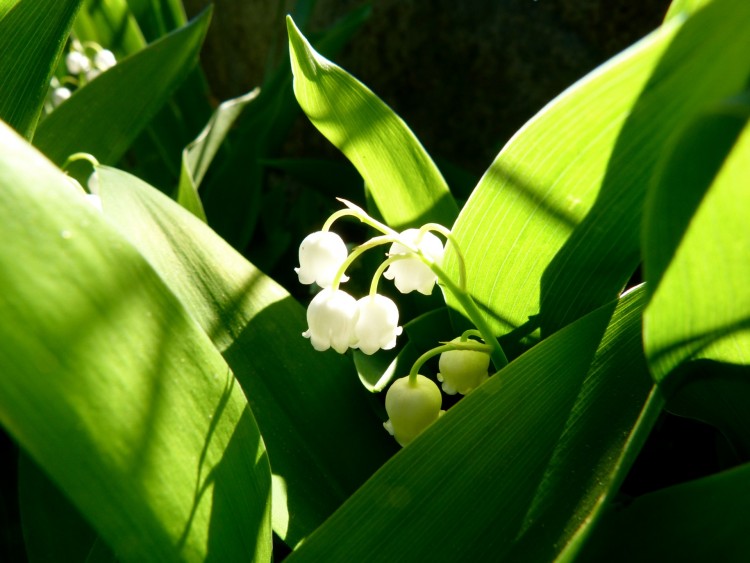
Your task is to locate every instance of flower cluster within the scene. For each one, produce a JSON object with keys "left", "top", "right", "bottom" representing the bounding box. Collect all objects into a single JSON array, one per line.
[
  {"left": 296, "top": 209, "right": 446, "bottom": 356},
  {"left": 296, "top": 200, "right": 499, "bottom": 447},
  {"left": 47, "top": 41, "right": 117, "bottom": 112}
]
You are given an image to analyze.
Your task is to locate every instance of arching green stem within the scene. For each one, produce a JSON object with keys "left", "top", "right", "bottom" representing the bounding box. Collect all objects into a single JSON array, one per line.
[
  {"left": 331, "top": 235, "right": 397, "bottom": 290},
  {"left": 460, "top": 329, "right": 484, "bottom": 342},
  {"left": 408, "top": 341, "right": 492, "bottom": 384},
  {"left": 62, "top": 152, "right": 99, "bottom": 172},
  {"left": 369, "top": 254, "right": 410, "bottom": 297},
  {"left": 322, "top": 199, "right": 400, "bottom": 238},
  {"left": 429, "top": 261, "right": 508, "bottom": 371},
  {"left": 419, "top": 223, "right": 467, "bottom": 291}
]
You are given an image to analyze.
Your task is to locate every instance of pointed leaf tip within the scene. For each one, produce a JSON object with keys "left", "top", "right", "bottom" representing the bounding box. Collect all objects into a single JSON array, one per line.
[{"left": 286, "top": 15, "right": 318, "bottom": 81}]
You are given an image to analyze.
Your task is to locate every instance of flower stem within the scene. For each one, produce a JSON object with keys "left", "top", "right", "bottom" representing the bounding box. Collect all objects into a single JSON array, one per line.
[
  {"left": 408, "top": 341, "right": 492, "bottom": 384},
  {"left": 369, "top": 254, "right": 409, "bottom": 297},
  {"left": 331, "top": 235, "right": 396, "bottom": 290},
  {"left": 429, "top": 261, "right": 508, "bottom": 371},
  {"left": 420, "top": 223, "right": 467, "bottom": 291}
]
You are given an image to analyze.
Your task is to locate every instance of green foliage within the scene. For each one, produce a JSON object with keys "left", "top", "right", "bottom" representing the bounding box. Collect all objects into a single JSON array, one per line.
[
  {"left": 0, "top": 0, "right": 83, "bottom": 137},
  {"left": 1, "top": 0, "right": 749, "bottom": 560}
]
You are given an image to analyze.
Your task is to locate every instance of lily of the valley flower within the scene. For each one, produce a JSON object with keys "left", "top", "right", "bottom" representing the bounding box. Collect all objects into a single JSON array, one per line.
[
  {"left": 437, "top": 338, "right": 490, "bottom": 395},
  {"left": 65, "top": 51, "right": 91, "bottom": 75},
  {"left": 302, "top": 288, "right": 358, "bottom": 353},
  {"left": 295, "top": 231, "right": 349, "bottom": 288},
  {"left": 383, "top": 229, "right": 444, "bottom": 295},
  {"left": 383, "top": 375, "right": 443, "bottom": 446},
  {"left": 94, "top": 49, "right": 117, "bottom": 71},
  {"left": 354, "top": 294, "right": 402, "bottom": 355},
  {"left": 51, "top": 87, "right": 72, "bottom": 107}
]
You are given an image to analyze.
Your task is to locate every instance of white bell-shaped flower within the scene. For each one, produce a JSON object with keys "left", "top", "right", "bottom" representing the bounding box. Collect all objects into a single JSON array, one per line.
[
  {"left": 437, "top": 338, "right": 490, "bottom": 395},
  {"left": 94, "top": 49, "right": 117, "bottom": 70},
  {"left": 354, "top": 294, "right": 403, "bottom": 355},
  {"left": 302, "top": 288, "right": 358, "bottom": 353},
  {"left": 383, "top": 229, "right": 444, "bottom": 295},
  {"left": 51, "top": 87, "right": 72, "bottom": 108},
  {"left": 295, "top": 231, "right": 349, "bottom": 288},
  {"left": 65, "top": 51, "right": 91, "bottom": 74},
  {"left": 383, "top": 375, "right": 443, "bottom": 446}
]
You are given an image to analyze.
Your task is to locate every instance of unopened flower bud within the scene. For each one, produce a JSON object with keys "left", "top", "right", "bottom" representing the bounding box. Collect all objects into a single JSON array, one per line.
[
  {"left": 383, "top": 229, "right": 444, "bottom": 295},
  {"left": 354, "top": 294, "right": 402, "bottom": 355},
  {"left": 66, "top": 51, "right": 91, "bottom": 74},
  {"left": 295, "top": 231, "right": 349, "bottom": 288},
  {"left": 437, "top": 338, "right": 490, "bottom": 395},
  {"left": 302, "top": 288, "right": 358, "bottom": 353},
  {"left": 383, "top": 375, "right": 443, "bottom": 446}
]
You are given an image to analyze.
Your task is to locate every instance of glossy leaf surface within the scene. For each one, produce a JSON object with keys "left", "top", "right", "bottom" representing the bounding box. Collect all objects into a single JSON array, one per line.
[
  {"left": 96, "top": 165, "right": 397, "bottom": 547},
  {"left": 0, "top": 121, "right": 271, "bottom": 562}
]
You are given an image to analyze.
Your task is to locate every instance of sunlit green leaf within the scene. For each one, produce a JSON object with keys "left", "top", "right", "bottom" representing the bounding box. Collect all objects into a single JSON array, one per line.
[
  {"left": 442, "top": 0, "right": 750, "bottom": 348},
  {"left": 0, "top": 120, "right": 271, "bottom": 562},
  {"left": 95, "top": 165, "right": 397, "bottom": 548},
  {"left": 286, "top": 16, "right": 459, "bottom": 230},
  {"left": 33, "top": 7, "right": 211, "bottom": 166},
  {"left": 287, "top": 287, "right": 659, "bottom": 562},
  {"left": 0, "top": 0, "right": 83, "bottom": 138},
  {"left": 664, "top": 0, "right": 712, "bottom": 21},
  {"left": 643, "top": 96, "right": 750, "bottom": 383}
]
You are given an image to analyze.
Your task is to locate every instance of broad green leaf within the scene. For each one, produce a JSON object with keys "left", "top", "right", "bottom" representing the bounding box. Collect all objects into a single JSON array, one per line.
[
  {"left": 73, "top": 0, "right": 147, "bottom": 56},
  {"left": 95, "top": 165, "right": 397, "bottom": 547},
  {"left": 177, "top": 88, "right": 260, "bottom": 221},
  {"left": 33, "top": 7, "right": 211, "bottom": 166},
  {"left": 579, "top": 462, "right": 750, "bottom": 562},
  {"left": 287, "top": 287, "right": 659, "bottom": 562},
  {"left": 0, "top": 0, "right": 83, "bottom": 138},
  {"left": 664, "top": 0, "right": 711, "bottom": 21},
  {"left": 0, "top": 120, "right": 271, "bottom": 562},
  {"left": 643, "top": 97, "right": 750, "bottom": 383},
  {"left": 286, "top": 16, "right": 459, "bottom": 230},
  {"left": 443, "top": 0, "right": 750, "bottom": 346}
]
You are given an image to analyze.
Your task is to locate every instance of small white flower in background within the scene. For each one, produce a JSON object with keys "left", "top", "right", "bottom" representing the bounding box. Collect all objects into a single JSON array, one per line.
[
  {"left": 51, "top": 87, "right": 72, "bottom": 108},
  {"left": 354, "top": 294, "right": 402, "bottom": 354},
  {"left": 383, "top": 229, "right": 444, "bottom": 295},
  {"left": 94, "top": 49, "right": 117, "bottom": 70},
  {"left": 437, "top": 338, "right": 490, "bottom": 395},
  {"left": 302, "top": 288, "right": 358, "bottom": 353},
  {"left": 295, "top": 231, "right": 349, "bottom": 288},
  {"left": 383, "top": 375, "right": 443, "bottom": 446},
  {"left": 86, "top": 68, "right": 102, "bottom": 82},
  {"left": 65, "top": 51, "right": 91, "bottom": 74}
]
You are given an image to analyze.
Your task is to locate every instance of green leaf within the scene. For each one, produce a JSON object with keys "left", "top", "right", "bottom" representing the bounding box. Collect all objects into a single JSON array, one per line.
[
  {"left": 287, "top": 287, "right": 659, "bottom": 562},
  {"left": 94, "top": 165, "right": 397, "bottom": 547},
  {"left": 579, "top": 462, "right": 750, "bottom": 562},
  {"left": 664, "top": 0, "right": 712, "bottom": 21},
  {"left": 0, "top": 0, "right": 83, "bottom": 138},
  {"left": 442, "top": 0, "right": 750, "bottom": 346},
  {"left": 643, "top": 96, "right": 750, "bottom": 384},
  {"left": 72, "top": 0, "right": 147, "bottom": 56},
  {"left": 286, "top": 16, "right": 459, "bottom": 230},
  {"left": 0, "top": 120, "right": 271, "bottom": 562},
  {"left": 177, "top": 88, "right": 260, "bottom": 221},
  {"left": 33, "top": 7, "right": 211, "bottom": 166}
]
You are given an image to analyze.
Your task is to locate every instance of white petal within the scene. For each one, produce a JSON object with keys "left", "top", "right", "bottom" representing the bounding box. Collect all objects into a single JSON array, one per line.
[{"left": 296, "top": 231, "right": 349, "bottom": 287}]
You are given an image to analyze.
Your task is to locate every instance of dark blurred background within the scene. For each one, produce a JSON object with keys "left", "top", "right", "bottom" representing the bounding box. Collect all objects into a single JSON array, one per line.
[{"left": 184, "top": 0, "right": 671, "bottom": 176}]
